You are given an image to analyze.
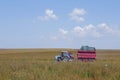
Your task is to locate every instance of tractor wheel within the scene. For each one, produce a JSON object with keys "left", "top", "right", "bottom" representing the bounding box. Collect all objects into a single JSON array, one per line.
[
  {"left": 55, "top": 57, "right": 61, "bottom": 62},
  {"left": 58, "top": 57, "right": 62, "bottom": 61},
  {"left": 69, "top": 59, "right": 73, "bottom": 61},
  {"left": 63, "top": 56, "right": 69, "bottom": 62}
]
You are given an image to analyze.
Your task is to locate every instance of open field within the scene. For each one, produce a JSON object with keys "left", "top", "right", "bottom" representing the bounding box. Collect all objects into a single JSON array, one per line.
[{"left": 0, "top": 49, "right": 120, "bottom": 80}]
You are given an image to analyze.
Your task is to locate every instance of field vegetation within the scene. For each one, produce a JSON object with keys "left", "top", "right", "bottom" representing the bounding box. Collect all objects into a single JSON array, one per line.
[{"left": 0, "top": 49, "right": 120, "bottom": 80}]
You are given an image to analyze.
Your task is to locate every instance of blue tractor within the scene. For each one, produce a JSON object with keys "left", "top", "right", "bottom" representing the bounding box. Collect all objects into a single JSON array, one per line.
[{"left": 55, "top": 51, "right": 74, "bottom": 62}]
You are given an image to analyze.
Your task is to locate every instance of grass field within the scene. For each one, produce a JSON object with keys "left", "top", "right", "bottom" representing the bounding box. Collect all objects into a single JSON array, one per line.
[{"left": 0, "top": 49, "right": 120, "bottom": 80}]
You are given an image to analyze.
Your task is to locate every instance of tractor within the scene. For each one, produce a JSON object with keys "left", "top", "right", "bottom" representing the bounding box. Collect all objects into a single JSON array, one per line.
[{"left": 55, "top": 51, "right": 74, "bottom": 62}]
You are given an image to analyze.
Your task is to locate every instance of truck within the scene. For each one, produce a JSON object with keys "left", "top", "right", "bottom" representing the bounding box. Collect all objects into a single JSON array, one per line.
[{"left": 77, "top": 46, "right": 96, "bottom": 61}]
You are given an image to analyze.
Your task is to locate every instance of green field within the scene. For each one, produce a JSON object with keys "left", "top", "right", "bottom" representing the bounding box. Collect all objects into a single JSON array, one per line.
[{"left": 0, "top": 49, "right": 120, "bottom": 80}]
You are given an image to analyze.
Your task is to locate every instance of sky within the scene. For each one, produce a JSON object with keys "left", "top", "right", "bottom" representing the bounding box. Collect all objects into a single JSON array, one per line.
[{"left": 0, "top": 0, "right": 120, "bottom": 49}]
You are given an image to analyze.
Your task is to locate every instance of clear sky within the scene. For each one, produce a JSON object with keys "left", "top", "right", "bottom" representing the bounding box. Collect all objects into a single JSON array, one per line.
[{"left": 0, "top": 0, "right": 120, "bottom": 49}]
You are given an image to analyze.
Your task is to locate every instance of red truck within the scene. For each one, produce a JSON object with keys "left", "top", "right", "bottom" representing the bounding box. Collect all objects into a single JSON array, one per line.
[{"left": 77, "top": 46, "right": 96, "bottom": 61}]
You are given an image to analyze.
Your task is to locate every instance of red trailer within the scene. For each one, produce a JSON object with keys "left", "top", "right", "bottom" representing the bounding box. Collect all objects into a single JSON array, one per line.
[{"left": 77, "top": 46, "right": 96, "bottom": 61}]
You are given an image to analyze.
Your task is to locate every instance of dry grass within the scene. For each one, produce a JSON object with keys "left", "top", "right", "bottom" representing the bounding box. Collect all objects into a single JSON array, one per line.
[{"left": 0, "top": 49, "right": 120, "bottom": 80}]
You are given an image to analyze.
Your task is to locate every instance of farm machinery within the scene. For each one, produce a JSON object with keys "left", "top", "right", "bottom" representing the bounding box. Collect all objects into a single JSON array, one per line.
[
  {"left": 55, "top": 51, "right": 74, "bottom": 62},
  {"left": 77, "top": 46, "right": 96, "bottom": 61},
  {"left": 55, "top": 46, "right": 96, "bottom": 62}
]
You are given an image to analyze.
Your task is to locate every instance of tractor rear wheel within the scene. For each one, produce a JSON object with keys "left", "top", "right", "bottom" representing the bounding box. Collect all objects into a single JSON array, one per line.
[{"left": 63, "top": 56, "right": 69, "bottom": 62}]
